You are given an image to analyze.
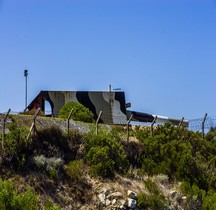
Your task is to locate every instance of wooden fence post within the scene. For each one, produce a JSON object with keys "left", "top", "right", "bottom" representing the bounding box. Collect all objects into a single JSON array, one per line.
[
  {"left": 202, "top": 113, "right": 207, "bottom": 138},
  {"left": 2, "top": 108, "right": 11, "bottom": 152},
  {"left": 27, "top": 108, "right": 41, "bottom": 140},
  {"left": 151, "top": 116, "right": 157, "bottom": 136},
  {"left": 96, "top": 111, "right": 102, "bottom": 135},
  {"left": 126, "top": 114, "right": 133, "bottom": 142},
  {"left": 178, "top": 117, "right": 185, "bottom": 129},
  {"left": 67, "top": 108, "right": 74, "bottom": 136}
]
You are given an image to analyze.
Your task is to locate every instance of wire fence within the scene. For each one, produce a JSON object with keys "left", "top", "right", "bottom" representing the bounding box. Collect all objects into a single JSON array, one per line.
[
  {"left": 1, "top": 109, "right": 216, "bottom": 132},
  {"left": 189, "top": 116, "right": 216, "bottom": 131},
  {"left": 1, "top": 109, "right": 216, "bottom": 153}
]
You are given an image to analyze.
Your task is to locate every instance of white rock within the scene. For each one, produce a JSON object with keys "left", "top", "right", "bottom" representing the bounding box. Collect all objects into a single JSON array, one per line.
[
  {"left": 112, "top": 199, "right": 117, "bottom": 205},
  {"left": 105, "top": 199, "right": 111, "bottom": 206},
  {"left": 102, "top": 188, "right": 110, "bottom": 196},
  {"left": 127, "top": 190, "right": 138, "bottom": 199},
  {"left": 182, "top": 196, "right": 187, "bottom": 201},
  {"left": 98, "top": 193, "right": 106, "bottom": 204},
  {"left": 170, "top": 190, "right": 178, "bottom": 199},
  {"left": 120, "top": 205, "right": 124, "bottom": 209},
  {"left": 128, "top": 198, "right": 137, "bottom": 209}
]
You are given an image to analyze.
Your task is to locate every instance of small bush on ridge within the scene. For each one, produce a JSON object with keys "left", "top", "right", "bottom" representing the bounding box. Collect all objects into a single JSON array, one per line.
[
  {"left": 58, "top": 101, "right": 94, "bottom": 123},
  {"left": 65, "top": 160, "right": 84, "bottom": 181}
]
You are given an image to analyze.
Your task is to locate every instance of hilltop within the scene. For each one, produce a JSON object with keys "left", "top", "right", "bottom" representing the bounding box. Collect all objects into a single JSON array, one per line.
[{"left": 0, "top": 114, "right": 216, "bottom": 210}]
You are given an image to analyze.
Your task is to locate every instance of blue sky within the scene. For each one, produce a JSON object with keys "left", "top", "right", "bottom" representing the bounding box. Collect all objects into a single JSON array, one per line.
[{"left": 0, "top": 0, "right": 215, "bottom": 120}]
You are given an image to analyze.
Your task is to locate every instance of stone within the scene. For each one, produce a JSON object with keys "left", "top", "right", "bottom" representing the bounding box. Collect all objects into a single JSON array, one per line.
[
  {"left": 182, "top": 196, "right": 187, "bottom": 201},
  {"left": 98, "top": 193, "right": 106, "bottom": 204},
  {"left": 128, "top": 198, "right": 137, "bottom": 209},
  {"left": 112, "top": 199, "right": 117, "bottom": 205},
  {"left": 127, "top": 190, "right": 138, "bottom": 199},
  {"left": 170, "top": 190, "right": 178, "bottom": 199},
  {"left": 105, "top": 199, "right": 111, "bottom": 206},
  {"left": 102, "top": 188, "right": 110, "bottom": 196}
]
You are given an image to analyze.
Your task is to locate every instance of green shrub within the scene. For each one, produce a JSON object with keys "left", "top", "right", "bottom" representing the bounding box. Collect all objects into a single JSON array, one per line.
[
  {"left": 179, "top": 181, "right": 212, "bottom": 209},
  {"left": 86, "top": 146, "right": 115, "bottom": 177},
  {"left": 205, "top": 127, "right": 216, "bottom": 142},
  {"left": 4, "top": 123, "right": 29, "bottom": 156},
  {"left": 134, "top": 124, "right": 216, "bottom": 191},
  {"left": 84, "top": 132, "right": 129, "bottom": 178},
  {"left": 47, "top": 168, "right": 58, "bottom": 180},
  {"left": 137, "top": 179, "right": 167, "bottom": 210},
  {"left": 137, "top": 193, "right": 148, "bottom": 209},
  {"left": 44, "top": 201, "right": 61, "bottom": 210},
  {"left": 58, "top": 101, "right": 94, "bottom": 123},
  {"left": 1, "top": 123, "right": 29, "bottom": 168},
  {"left": 65, "top": 160, "right": 84, "bottom": 180},
  {"left": 144, "top": 178, "right": 161, "bottom": 195},
  {"left": 202, "top": 190, "right": 216, "bottom": 210},
  {"left": 0, "top": 179, "right": 39, "bottom": 210}
]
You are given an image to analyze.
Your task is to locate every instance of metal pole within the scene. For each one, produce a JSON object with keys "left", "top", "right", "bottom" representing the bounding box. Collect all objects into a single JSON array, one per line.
[
  {"left": 126, "top": 114, "right": 133, "bottom": 142},
  {"left": 67, "top": 108, "right": 74, "bottom": 136},
  {"left": 2, "top": 108, "right": 11, "bottom": 151},
  {"left": 96, "top": 111, "right": 103, "bottom": 135},
  {"left": 202, "top": 113, "right": 207, "bottom": 138},
  {"left": 151, "top": 116, "right": 157, "bottom": 136},
  {"left": 24, "top": 70, "right": 28, "bottom": 109}
]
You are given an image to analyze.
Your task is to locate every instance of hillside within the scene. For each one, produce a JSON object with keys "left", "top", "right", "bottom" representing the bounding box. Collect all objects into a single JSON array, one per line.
[{"left": 0, "top": 114, "right": 216, "bottom": 210}]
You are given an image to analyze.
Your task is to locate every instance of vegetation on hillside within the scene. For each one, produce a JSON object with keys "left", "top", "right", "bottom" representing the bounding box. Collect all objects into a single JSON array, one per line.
[
  {"left": 134, "top": 124, "right": 216, "bottom": 209},
  {"left": 0, "top": 115, "right": 216, "bottom": 209},
  {"left": 58, "top": 101, "right": 94, "bottom": 123}
]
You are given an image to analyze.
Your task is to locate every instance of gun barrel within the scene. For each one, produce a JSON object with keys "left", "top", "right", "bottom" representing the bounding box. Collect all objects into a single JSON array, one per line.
[{"left": 127, "top": 110, "right": 188, "bottom": 127}]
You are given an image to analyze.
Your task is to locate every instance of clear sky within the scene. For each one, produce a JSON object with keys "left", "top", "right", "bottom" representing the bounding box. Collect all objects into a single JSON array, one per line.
[{"left": 0, "top": 0, "right": 215, "bottom": 120}]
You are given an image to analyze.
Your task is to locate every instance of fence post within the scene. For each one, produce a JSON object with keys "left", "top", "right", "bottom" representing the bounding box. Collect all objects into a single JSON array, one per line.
[
  {"left": 67, "top": 108, "right": 74, "bottom": 136},
  {"left": 27, "top": 108, "right": 41, "bottom": 140},
  {"left": 96, "top": 111, "right": 102, "bottom": 135},
  {"left": 202, "top": 113, "right": 207, "bottom": 138},
  {"left": 126, "top": 114, "right": 133, "bottom": 142},
  {"left": 2, "top": 108, "right": 11, "bottom": 152},
  {"left": 151, "top": 116, "right": 157, "bottom": 136},
  {"left": 178, "top": 117, "right": 185, "bottom": 129}
]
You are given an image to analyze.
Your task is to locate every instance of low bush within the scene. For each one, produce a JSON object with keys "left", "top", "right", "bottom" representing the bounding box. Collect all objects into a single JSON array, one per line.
[
  {"left": 84, "top": 132, "right": 129, "bottom": 178},
  {"left": 44, "top": 201, "right": 61, "bottom": 210},
  {"left": 65, "top": 160, "right": 84, "bottom": 181},
  {"left": 137, "top": 178, "right": 167, "bottom": 210},
  {"left": 33, "top": 155, "right": 63, "bottom": 179},
  {"left": 0, "top": 179, "right": 39, "bottom": 210},
  {"left": 1, "top": 123, "right": 29, "bottom": 168},
  {"left": 58, "top": 101, "right": 94, "bottom": 123},
  {"left": 135, "top": 124, "right": 216, "bottom": 190},
  {"left": 202, "top": 190, "right": 216, "bottom": 210}
]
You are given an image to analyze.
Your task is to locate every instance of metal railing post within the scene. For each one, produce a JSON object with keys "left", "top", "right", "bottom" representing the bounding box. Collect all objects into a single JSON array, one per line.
[
  {"left": 202, "top": 113, "right": 207, "bottom": 138},
  {"left": 96, "top": 111, "right": 102, "bottom": 135},
  {"left": 151, "top": 116, "right": 157, "bottom": 136},
  {"left": 126, "top": 114, "right": 133, "bottom": 142},
  {"left": 2, "top": 108, "right": 11, "bottom": 151}
]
